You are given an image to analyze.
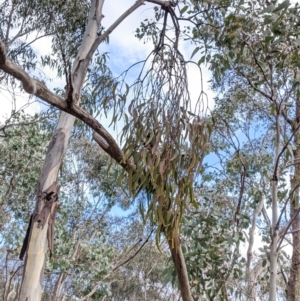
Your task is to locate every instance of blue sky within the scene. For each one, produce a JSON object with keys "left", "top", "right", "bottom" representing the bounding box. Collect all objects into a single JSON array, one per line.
[{"left": 1, "top": 1, "right": 214, "bottom": 128}]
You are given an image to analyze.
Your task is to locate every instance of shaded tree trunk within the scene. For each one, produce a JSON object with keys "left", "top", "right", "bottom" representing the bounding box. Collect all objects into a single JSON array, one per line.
[
  {"left": 286, "top": 209, "right": 300, "bottom": 301},
  {"left": 168, "top": 237, "right": 193, "bottom": 301},
  {"left": 287, "top": 98, "right": 300, "bottom": 301},
  {"left": 247, "top": 260, "right": 263, "bottom": 301}
]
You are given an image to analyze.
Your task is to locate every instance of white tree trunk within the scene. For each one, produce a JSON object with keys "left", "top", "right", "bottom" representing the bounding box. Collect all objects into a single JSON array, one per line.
[
  {"left": 19, "top": 2, "right": 104, "bottom": 300},
  {"left": 246, "top": 199, "right": 263, "bottom": 300},
  {"left": 269, "top": 113, "right": 280, "bottom": 301},
  {"left": 269, "top": 181, "right": 279, "bottom": 301}
]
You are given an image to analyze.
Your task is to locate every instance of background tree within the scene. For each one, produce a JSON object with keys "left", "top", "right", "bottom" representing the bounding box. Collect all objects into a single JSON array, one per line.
[{"left": 195, "top": 1, "right": 300, "bottom": 300}]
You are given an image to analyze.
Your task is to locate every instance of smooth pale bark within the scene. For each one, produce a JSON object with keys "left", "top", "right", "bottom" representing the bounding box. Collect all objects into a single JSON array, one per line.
[
  {"left": 19, "top": 1, "right": 105, "bottom": 300},
  {"left": 287, "top": 99, "right": 300, "bottom": 301},
  {"left": 246, "top": 199, "right": 264, "bottom": 300},
  {"left": 168, "top": 237, "right": 193, "bottom": 301},
  {"left": 269, "top": 114, "right": 280, "bottom": 301},
  {"left": 269, "top": 181, "right": 279, "bottom": 301},
  {"left": 247, "top": 261, "right": 263, "bottom": 301}
]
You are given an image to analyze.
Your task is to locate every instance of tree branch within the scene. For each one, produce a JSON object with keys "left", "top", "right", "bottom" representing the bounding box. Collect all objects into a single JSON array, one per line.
[
  {"left": 147, "top": 0, "right": 176, "bottom": 7},
  {"left": 0, "top": 40, "right": 125, "bottom": 168},
  {"left": 78, "top": 231, "right": 153, "bottom": 301},
  {"left": 86, "top": 0, "right": 147, "bottom": 64},
  {"left": 277, "top": 206, "right": 300, "bottom": 251}
]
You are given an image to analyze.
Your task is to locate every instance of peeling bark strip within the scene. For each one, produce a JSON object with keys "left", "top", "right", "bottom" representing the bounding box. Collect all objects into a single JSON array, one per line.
[
  {"left": 35, "top": 182, "right": 59, "bottom": 257},
  {"left": 47, "top": 199, "right": 59, "bottom": 257},
  {"left": 19, "top": 182, "right": 59, "bottom": 260},
  {"left": 19, "top": 215, "right": 33, "bottom": 260},
  {"left": 20, "top": 127, "right": 66, "bottom": 260}
]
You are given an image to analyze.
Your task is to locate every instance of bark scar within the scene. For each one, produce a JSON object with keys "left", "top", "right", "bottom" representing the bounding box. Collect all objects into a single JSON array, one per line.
[
  {"left": 35, "top": 182, "right": 58, "bottom": 229},
  {"left": 19, "top": 182, "right": 59, "bottom": 260}
]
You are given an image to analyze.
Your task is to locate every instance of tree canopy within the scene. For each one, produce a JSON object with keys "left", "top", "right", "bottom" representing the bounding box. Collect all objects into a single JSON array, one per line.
[{"left": 1, "top": 0, "right": 300, "bottom": 301}]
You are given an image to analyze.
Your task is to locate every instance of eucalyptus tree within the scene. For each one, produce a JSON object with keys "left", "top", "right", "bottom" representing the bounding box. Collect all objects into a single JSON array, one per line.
[
  {"left": 179, "top": 93, "right": 277, "bottom": 300},
  {"left": 0, "top": 1, "right": 232, "bottom": 300},
  {"left": 0, "top": 117, "right": 171, "bottom": 301},
  {"left": 211, "top": 87, "right": 288, "bottom": 300},
  {"left": 193, "top": 1, "right": 300, "bottom": 300}
]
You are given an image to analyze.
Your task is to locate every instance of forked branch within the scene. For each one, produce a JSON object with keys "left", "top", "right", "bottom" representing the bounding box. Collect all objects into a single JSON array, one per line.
[{"left": 0, "top": 40, "right": 124, "bottom": 168}]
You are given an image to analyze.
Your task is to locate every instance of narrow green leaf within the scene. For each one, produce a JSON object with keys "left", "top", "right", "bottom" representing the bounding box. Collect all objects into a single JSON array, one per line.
[
  {"left": 273, "top": 0, "right": 290, "bottom": 13},
  {"left": 180, "top": 5, "right": 189, "bottom": 15},
  {"left": 198, "top": 55, "right": 205, "bottom": 65},
  {"left": 191, "top": 47, "right": 200, "bottom": 59},
  {"left": 260, "top": 4, "right": 275, "bottom": 14}
]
